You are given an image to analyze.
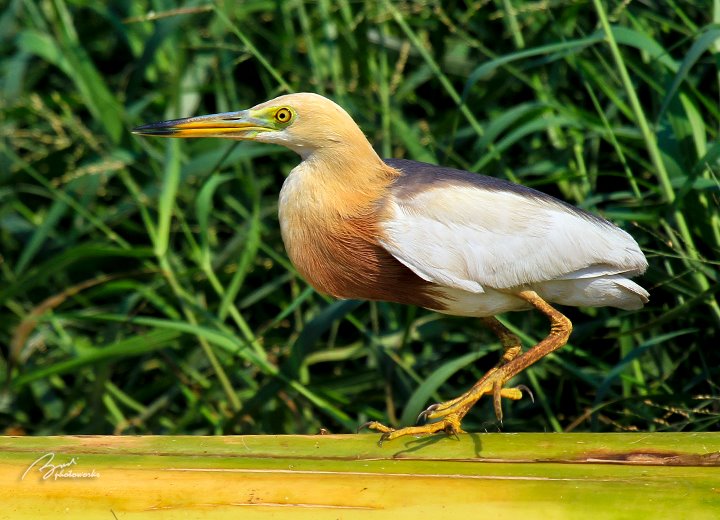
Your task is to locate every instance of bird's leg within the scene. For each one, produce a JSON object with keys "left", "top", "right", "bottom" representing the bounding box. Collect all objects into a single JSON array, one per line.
[
  {"left": 363, "top": 290, "right": 572, "bottom": 443},
  {"left": 408, "top": 317, "right": 525, "bottom": 421},
  {"left": 479, "top": 316, "right": 526, "bottom": 418},
  {"left": 424, "top": 291, "right": 570, "bottom": 422},
  {"left": 480, "top": 316, "right": 522, "bottom": 365}
]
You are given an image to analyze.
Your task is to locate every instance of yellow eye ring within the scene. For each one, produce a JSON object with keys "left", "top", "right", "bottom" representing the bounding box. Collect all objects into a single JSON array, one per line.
[{"left": 275, "top": 108, "right": 292, "bottom": 124}]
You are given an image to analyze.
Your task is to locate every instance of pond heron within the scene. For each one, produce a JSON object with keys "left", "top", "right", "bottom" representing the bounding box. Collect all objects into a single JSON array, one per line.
[{"left": 134, "top": 93, "right": 648, "bottom": 442}]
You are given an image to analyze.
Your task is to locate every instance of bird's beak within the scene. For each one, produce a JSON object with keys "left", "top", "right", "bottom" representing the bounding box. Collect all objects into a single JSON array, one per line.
[{"left": 132, "top": 110, "right": 273, "bottom": 140}]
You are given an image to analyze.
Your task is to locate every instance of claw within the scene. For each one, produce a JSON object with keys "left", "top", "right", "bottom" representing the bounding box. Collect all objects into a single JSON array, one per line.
[
  {"left": 443, "top": 422, "right": 461, "bottom": 440},
  {"left": 416, "top": 403, "right": 440, "bottom": 424},
  {"left": 378, "top": 432, "right": 392, "bottom": 447},
  {"left": 516, "top": 384, "right": 535, "bottom": 403},
  {"left": 357, "top": 421, "right": 373, "bottom": 433}
]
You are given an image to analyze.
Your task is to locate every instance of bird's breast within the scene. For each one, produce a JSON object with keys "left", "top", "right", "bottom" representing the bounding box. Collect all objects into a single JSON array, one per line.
[{"left": 278, "top": 168, "right": 444, "bottom": 310}]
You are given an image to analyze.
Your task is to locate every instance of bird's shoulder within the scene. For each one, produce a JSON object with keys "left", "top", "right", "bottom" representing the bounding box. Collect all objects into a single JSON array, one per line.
[
  {"left": 382, "top": 158, "right": 610, "bottom": 227},
  {"left": 385, "top": 158, "right": 544, "bottom": 198}
]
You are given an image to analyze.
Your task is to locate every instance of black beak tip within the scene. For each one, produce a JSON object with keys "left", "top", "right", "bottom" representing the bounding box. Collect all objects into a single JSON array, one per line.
[{"left": 132, "top": 121, "right": 178, "bottom": 136}]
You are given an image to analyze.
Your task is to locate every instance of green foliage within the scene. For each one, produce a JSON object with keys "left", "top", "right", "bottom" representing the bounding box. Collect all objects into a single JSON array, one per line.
[{"left": 1, "top": 0, "right": 718, "bottom": 436}]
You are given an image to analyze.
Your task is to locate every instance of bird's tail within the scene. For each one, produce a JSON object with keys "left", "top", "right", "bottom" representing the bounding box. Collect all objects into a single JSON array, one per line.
[{"left": 612, "top": 277, "right": 649, "bottom": 310}]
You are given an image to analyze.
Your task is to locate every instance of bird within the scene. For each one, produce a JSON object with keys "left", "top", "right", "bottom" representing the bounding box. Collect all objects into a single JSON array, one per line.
[{"left": 133, "top": 92, "right": 648, "bottom": 442}]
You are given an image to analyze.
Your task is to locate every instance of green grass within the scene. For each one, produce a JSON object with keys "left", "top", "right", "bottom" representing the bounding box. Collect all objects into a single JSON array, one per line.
[{"left": 0, "top": 1, "right": 718, "bottom": 436}]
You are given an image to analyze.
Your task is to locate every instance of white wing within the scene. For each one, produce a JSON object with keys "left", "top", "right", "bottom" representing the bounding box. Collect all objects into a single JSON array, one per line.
[{"left": 379, "top": 183, "right": 648, "bottom": 294}]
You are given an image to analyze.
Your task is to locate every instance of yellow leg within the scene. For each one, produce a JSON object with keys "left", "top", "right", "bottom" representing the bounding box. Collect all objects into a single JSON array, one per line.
[
  {"left": 480, "top": 316, "right": 523, "bottom": 365},
  {"left": 363, "top": 290, "right": 572, "bottom": 443},
  {"left": 480, "top": 315, "right": 532, "bottom": 417}
]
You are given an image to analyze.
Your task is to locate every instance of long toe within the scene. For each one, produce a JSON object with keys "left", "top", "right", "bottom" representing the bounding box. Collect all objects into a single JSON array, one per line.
[{"left": 371, "top": 415, "right": 466, "bottom": 443}]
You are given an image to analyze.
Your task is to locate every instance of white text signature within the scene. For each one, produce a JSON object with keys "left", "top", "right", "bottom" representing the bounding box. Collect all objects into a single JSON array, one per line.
[{"left": 21, "top": 452, "right": 100, "bottom": 481}]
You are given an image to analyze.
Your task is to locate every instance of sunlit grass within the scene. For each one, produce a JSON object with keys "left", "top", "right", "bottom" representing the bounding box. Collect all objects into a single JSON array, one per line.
[{"left": 1, "top": 1, "right": 718, "bottom": 436}]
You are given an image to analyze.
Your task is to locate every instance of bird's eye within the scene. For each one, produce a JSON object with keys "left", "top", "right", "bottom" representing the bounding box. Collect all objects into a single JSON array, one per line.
[{"left": 275, "top": 108, "right": 293, "bottom": 124}]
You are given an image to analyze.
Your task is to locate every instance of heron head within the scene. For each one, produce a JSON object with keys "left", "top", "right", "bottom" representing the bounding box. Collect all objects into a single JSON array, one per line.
[{"left": 133, "top": 93, "right": 366, "bottom": 159}]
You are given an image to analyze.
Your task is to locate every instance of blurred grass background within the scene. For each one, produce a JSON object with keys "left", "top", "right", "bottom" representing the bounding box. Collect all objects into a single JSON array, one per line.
[{"left": 0, "top": 0, "right": 718, "bottom": 437}]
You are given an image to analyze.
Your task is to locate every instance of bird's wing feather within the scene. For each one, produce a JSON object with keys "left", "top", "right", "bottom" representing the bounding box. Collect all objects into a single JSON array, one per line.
[{"left": 379, "top": 159, "right": 647, "bottom": 293}]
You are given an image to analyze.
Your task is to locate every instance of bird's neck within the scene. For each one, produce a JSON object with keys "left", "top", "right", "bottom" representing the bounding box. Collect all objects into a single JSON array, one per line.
[{"left": 293, "top": 142, "right": 396, "bottom": 214}]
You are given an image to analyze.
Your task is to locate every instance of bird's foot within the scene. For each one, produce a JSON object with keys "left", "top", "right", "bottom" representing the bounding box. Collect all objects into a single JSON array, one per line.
[
  {"left": 420, "top": 367, "right": 532, "bottom": 424},
  {"left": 360, "top": 415, "right": 465, "bottom": 445},
  {"left": 361, "top": 368, "right": 533, "bottom": 444}
]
